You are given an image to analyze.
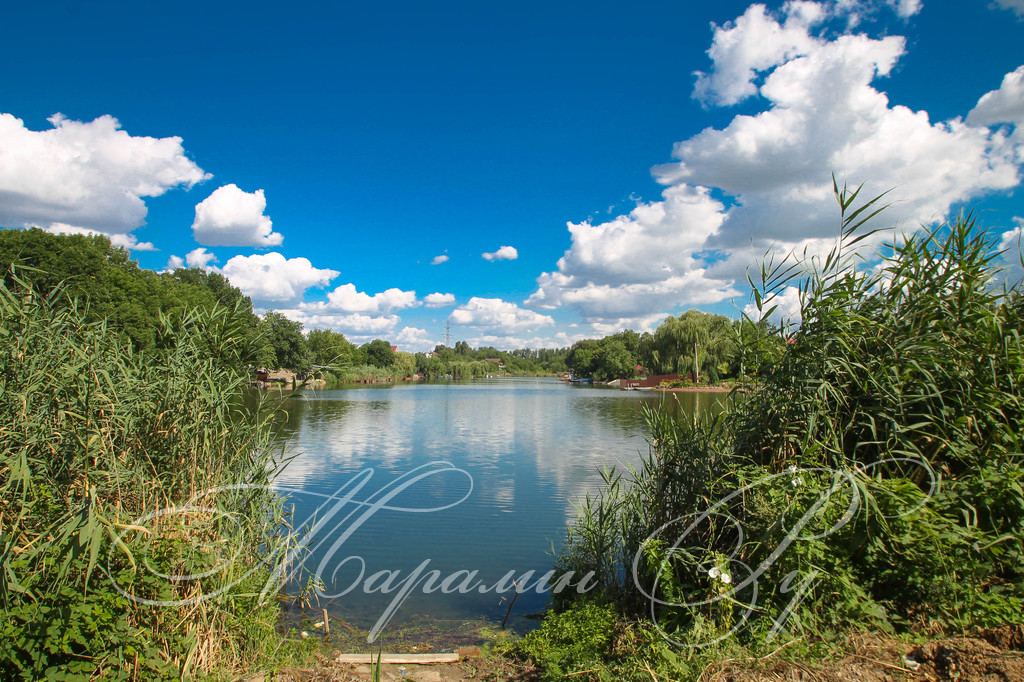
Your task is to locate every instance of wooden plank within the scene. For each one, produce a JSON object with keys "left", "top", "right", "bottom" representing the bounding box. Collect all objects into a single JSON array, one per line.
[{"left": 335, "top": 653, "right": 461, "bottom": 664}]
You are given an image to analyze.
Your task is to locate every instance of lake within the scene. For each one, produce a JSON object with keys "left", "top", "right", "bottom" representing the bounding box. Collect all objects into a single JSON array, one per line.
[{"left": 270, "top": 377, "right": 727, "bottom": 636}]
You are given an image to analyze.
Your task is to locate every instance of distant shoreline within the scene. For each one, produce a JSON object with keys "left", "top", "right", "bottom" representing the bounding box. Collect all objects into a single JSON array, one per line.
[{"left": 653, "top": 386, "right": 735, "bottom": 393}]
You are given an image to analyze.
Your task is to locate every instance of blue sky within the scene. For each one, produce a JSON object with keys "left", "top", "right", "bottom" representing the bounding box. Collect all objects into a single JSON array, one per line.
[{"left": 2, "top": 0, "right": 1023, "bottom": 351}]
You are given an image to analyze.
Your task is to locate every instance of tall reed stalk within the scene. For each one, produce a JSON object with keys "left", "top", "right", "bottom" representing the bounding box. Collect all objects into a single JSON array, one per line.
[{"left": 1, "top": 271, "right": 296, "bottom": 679}]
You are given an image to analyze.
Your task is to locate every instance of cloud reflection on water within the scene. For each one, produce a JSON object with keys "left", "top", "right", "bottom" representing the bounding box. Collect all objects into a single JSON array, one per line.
[{"left": 268, "top": 379, "right": 727, "bottom": 626}]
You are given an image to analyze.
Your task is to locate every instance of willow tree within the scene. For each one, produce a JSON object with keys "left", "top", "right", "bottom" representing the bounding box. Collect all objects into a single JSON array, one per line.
[{"left": 640, "top": 310, "right": 735, "bottom": 379}]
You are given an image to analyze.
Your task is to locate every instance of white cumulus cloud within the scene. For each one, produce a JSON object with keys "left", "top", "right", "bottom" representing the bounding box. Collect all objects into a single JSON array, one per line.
[
  {"left": 527, "top": 184, "right": 740, "bottom": 319},
  {"left": 304, "top": 283, "right": 418, "bottom": 314},
  {"left": 164, "top": 247, "right": 218, "bottom": 272},
  {"left": 743, "top": 285, "right": 804, "bottom": 330},
  {"left": 830, "top": 0, "right": 921, "bottom": 26},
  {"left": 458, "top": 330, "right": 587, "bottom": 351},
  {"left": 482, "top": 245, "right": 518, "bottom": 261},
  {"left": 450, "top": 297, "right": 554, "bottom": 333},
  {"left": 967, "top": 64, "right": 1024, "bottom": 168},
  {"left": 670, "top": 7, "right": 1019, "bottom": 258},
  {"left": 191, "top": 184, "right": 283, "bottom": 247},
  {"left": 0, "top": 113, "right": 208, "bottom": 240},
  {"left": 992, "top": 0, "right": 1024, "bottom": 17},
  {"left": 997, "top": 219, "right": 1024, "bottom": 286},
  {"left": 185, "top": 247, "right": 218, "bottom": 269},
  {"left": 881, "top": 0, "right": 921, "bottom": 19},
  {"left": 431, "top": 254, "right": 449, "bottom": 265},
  {"left": 589, "top": 314, "right": 669, "bottom": 337},
  {"left": 276, "top": 310, "right": 400, "bottom": 337},
  {"left": 693, "top": 3, "right": 822, "bottom": 108},
  {"left": 395, "top": 326, "right": 435, "bottom": 350},
  {"left": 969, "top": 65, "right": 1024, "bottom": 128},
  {"left": 532, "top": 2, "right": 1021, "bottom": 324},
  {"left": 219, "top": 252, "right": 338, "bottom": 306},
  {"left": 424, "top": 292, "right": 456, "bottom": 307}
]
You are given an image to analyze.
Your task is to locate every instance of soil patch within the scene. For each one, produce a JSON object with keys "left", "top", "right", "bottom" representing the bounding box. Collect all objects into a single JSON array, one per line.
[
  {"left": 710, "top": 627, "right": 1024, "bottom": 682},
  {"left": 251, "top": 625, "right": 1024, "bottom": 681},
  {"left": 252, "top": 654, "right": 531, "bottom": 682}
]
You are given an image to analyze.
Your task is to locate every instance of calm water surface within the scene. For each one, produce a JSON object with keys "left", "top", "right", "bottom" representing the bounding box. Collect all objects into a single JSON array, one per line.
[{"left": 271, "top": 378, "right": 726, "bottom": 632}]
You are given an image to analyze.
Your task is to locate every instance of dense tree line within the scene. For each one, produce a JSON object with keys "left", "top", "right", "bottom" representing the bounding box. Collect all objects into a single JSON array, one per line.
[
  {"left": 564, "top": 330, "right": 640, "bottom": 381},
  {"left": 564, "top": 313, "right": 783, "bottom": 383},
  {"left": 0, "top": 228, "right": 259, "bottom": 353},
  {"left": 1, "top": 229, "right": 781, "bottom": 383},
  {"left": 412, "top": 342, "right": 564, "bottom": 378},
  {"left": 257, "top": 319, "right": 410, "bottom": 378},
  {"left": 0, "top": 229, "right": 399, "bottom": 377},
  {"left": 509, "top": 346, "right": 570, "bottom": 372}
]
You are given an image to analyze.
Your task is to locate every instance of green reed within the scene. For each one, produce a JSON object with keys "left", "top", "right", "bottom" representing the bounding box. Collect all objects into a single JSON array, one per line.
[
  {"left": 0, "top": 271, "right": 300, "bottom": 679},
  {"left": 539, "top": 182, "right": 1024, "bottom": 679}
]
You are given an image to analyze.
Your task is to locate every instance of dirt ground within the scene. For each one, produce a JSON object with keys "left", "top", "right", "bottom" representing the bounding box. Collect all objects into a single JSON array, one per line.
[
  {"left": 253, "top": 625, "right": 1024, "bottom": 682},
  {"left": 249, "top": 653, "right": 527, "bottom": 682},
  {"left": 710, "top": 626, "right": 1024, "bottom": 682}
]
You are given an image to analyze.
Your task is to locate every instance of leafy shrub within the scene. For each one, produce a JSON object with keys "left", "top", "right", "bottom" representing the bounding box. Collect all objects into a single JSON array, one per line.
[{"left": 513, "top": 600, "right": 618, "bottom": 680}]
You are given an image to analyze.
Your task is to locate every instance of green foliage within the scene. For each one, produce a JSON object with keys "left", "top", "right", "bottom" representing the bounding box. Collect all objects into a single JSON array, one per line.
[
  {"left": 541, "top": 185, "right": 1024, "bottom": 679},
  {"left": 598, "top": 339, "right": 637, "bottom": 381},
  {"left": 567, "top": 339, "right": 601, "bottom": 378},
  {"left": 362, "top": 339, "right": 397, "bottom": 368},
  {"left": 505, "top": 595, "right": 774, "bottom": 682},
  {"left": 727, "top": 318, "right": 785, "bottom": 378},
  {"left": 410, "top": 343, "right": 564, "bottom": 378},
  {"left": 552, "top": 403, "right": 729, "bottom": 616},
  {"left": 0, "top": 272, "right": 297, "bottom": 679},
  {"left": 513, "top": 601, "right": 619, "bottom": 680},
  {"left": 566, "top": 331, "right": 643, "bottom": 381},
  {"left": 638, "top": 310, "right": 737, "bottom": 379},
  {"left": 167, "top": 267, "right": 255, "bottom": 317},
  {"left": 332, "top": 363, "right": 403, "bottom": 382},
  {"left": 564, "top": 314, "right": 772, "bottom": 383},
  {"left": 508, "top": 346, "right": 571, "bottom": 373},
  {"left": 257, "top": 310, "right": 311, "bottom": 371},
  {"left": 307, "top": 327, "right": 357, "bottom": 370},
  {"left": 391, "top": 350, "right": 416, "bottom": 378},
  {"left": 0, "top": 229, "right": 260, "bottom": 357},
  {"left": 730, "top": 188, "right": 1024, "bottom": 631}
]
